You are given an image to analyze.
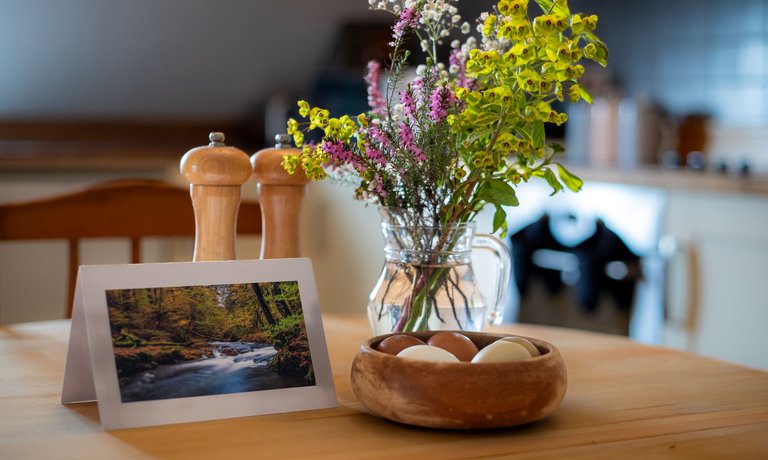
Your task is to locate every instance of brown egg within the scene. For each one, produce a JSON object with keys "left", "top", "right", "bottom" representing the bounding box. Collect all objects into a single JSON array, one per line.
[
  {"left": 376, "top": 334, "right": 426, "bottom": 356},
  {"left": 427, "top": 331, "right": 480, "bottom": 362}
]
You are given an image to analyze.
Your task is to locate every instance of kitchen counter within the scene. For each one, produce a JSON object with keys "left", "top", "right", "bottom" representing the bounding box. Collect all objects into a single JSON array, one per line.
[{"left": 571, "top": 165, "right": 768, "bottom": 196}]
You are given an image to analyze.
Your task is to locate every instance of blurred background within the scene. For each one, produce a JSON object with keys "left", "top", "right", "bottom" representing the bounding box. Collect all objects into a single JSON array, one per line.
[{"left": 1, "top": 0, "right": 767, "bottom": 369}]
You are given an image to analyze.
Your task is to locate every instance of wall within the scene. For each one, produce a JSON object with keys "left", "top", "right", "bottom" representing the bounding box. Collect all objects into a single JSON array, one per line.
[
  {"left": 576, "top": 0, "right": 768, "bottom": 170},
  {"left": 578, "top": 0, "right": 768, "bottom": 126},
  {"left": 0, "top": 0, "right": 379, "bottom": 121}
]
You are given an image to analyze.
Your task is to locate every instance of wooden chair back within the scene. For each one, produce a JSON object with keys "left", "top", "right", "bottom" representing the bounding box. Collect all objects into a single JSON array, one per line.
[{"left": 0, "top": 179, "right": 262, "bottom": 317}]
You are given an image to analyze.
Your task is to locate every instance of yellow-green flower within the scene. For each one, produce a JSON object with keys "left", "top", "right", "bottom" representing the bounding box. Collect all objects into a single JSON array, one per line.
[
  {"left": 293, "top": 131, "right": 304, "bottom": 147},
  {"left": 505, "top": 43, "right": 534, "bottom": 65},
  {"left": 298, "top": 100, "right": 310, "bottom": 118},
  {"left": 286, "top": 118, "right": 298, "bottom": 135},
  {"left": 498, "top": 0, "right": 527, "bottom": 18},
  {"left": 482, "top": 14, "right": 497, "bottom": 36},
  {"left": 517, "top": 69, "right": 542, "bottom": 93},
  {"left": 497, "top": 18, "right": 531, "bottom": 41},
  {"left": 282, "top": 154, "right": 299, "bottom": 175}
]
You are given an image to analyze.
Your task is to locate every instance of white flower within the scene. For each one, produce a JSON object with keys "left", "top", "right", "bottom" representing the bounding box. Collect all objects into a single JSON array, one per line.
[
  {"left": 451, "top": 39, "right": 460, "bottom": 49},
  {"left": 461, "top": 21, "right": 470, "bottom": 34},
  {"left": 460, "top": 36, "right": 478, "bottom": 56}
]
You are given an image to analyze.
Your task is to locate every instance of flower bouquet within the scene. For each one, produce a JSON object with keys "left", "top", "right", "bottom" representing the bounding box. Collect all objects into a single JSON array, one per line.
[{"left": 283, "top": 0, "right": 607, "bottom": 333}]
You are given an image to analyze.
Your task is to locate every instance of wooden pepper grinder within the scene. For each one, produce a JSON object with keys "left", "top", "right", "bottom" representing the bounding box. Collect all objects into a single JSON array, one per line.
[
  {"left": 180, "top": 132, "right": 252, "bottom": 261},
  {"left": 251, "top": 134, "right": 309, "bottom": 259}
]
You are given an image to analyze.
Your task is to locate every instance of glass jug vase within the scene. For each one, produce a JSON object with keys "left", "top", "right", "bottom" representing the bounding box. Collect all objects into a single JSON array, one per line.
[{"left": 367, "top": 211, "right": 511, "bottom": 334}]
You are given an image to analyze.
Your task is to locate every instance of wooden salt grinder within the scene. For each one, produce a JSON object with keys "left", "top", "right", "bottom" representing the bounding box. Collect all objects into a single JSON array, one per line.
[
  {"left": 180, "top": 132, "right": 252, "bottom": 261},
  {"left": 251, "top": 134, "right": 309, "bottom": 259}
]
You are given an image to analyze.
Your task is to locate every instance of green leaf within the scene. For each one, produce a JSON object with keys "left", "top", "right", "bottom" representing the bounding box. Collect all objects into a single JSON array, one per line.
[
  {"left": 534, "top": 168, "right": 564, "bottom": 195},
  {"left": 476, "top": 179, "right": 519, "bottom": 206},
  {"left": 534, "top": 0, "right": 570, "bottom": 16},
  {"left": 584, "top": 35, "right": 609, "bottom": 67},
  {"left": 549, "top": 142, "right": 566, "bottom": 154},
  {"left": 531, "top": 120, "right": 545, "bottom": 149},
  {"left": 555, "top": 163, "right": 584, "bottom": 192},
  {"left": 579, "top": 86, "right": 593, "bottom": 104},
  {"left": 570, "top": 14, "right": 584, "bottom": 34},
  {"left": 493, "top": 205, "right": 507, "bottom": 235},
  {"left": 534, "top": 0, "right": 554, "bottom": 13},
  {"left": 555, "top": 0, "right": 571, "bottom": 16}
]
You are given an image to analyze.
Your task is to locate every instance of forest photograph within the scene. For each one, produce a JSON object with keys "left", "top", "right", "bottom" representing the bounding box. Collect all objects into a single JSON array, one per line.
[{"left": 105, "top": 280, "right": 315, "bottom": 403}]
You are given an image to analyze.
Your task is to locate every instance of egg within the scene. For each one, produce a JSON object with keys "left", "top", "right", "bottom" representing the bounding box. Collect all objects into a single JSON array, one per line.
[
  {"left": 471, "top": 340, "right": 531, "bottom": 363},
  {"left": 396, "top": 345, "right": 460, "bottom": 363},
  {"left": 499, "top": 336, "right": 541, "bottom": 357},
  {"left": 376, "top": 334, "right": 426, "bottom": 356},
  {"left": 427, "top": 331, "right": 480, "bottom": 362}
]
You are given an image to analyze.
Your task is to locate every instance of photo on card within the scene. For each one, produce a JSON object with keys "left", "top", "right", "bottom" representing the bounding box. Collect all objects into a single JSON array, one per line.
[
  {"left": 62, "top": 258, "right": 336, "bottom": 430},
  {"left": 106, "top": 281, "right": 315, "bottom": 403}
]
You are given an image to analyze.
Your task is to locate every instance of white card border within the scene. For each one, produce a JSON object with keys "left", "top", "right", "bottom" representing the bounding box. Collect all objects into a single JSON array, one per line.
[{"left": 75, "top": 258, "right": 336, "bottom": 430}]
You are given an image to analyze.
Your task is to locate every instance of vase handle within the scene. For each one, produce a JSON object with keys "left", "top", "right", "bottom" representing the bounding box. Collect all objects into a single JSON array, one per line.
[{"left": 472, "top": 234, "right": 512, "bottom": 326}]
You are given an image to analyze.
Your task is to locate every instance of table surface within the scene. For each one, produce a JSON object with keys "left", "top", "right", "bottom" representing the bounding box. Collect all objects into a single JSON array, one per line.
[{"left": 1, "top": 316, "right": 767, "bottom": 459}]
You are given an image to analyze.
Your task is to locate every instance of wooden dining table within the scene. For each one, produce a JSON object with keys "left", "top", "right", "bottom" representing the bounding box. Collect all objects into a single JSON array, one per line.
[{"left": 1, "top": 315, "right": 766, "bottom": 459}]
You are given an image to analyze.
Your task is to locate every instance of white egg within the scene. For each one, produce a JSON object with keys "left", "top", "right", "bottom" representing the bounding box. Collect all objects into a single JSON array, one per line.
[
  {"left": 471, "top": 340, "right": 532, "bottom": 363},
  {"left": 396, "top": 345, "right": 461, "bottom": 363},
  {"left": 499, "top": 336, "right": 541, "bottom": 357}
]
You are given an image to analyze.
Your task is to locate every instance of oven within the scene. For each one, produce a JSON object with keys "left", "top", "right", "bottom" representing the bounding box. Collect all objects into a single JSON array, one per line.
[{"left": 496, "top": 181, "right": 668, "bottom": 343}]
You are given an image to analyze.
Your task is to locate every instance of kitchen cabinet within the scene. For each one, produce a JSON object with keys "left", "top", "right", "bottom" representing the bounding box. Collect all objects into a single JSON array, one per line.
[{"left": 664, "top": 190, "right": 768, "bottom": 370}]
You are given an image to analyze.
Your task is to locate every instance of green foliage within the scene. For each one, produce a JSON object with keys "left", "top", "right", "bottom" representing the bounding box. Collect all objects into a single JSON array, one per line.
[
  {"left": 106, "top": 281, "right": 307, "bottom": 378},
  {"left": 266, "top": 314, "right": 315, "bottom": 385}
]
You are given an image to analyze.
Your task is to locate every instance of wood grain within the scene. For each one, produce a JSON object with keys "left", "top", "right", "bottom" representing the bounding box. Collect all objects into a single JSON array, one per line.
[
  {"left": 180, "top": 135, "right": 253, "bottom": 262},
  {"left": 0, "top": 317, "right": 766, "bottom": 459},
  {"left": 251, "top": 146, "right": 309, "bottom": 259}
]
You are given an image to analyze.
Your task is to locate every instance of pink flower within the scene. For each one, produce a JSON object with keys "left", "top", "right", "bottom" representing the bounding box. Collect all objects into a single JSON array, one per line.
[
  {"left": 412, "top": 77, "right": 424, "bottom": 99},
  {"left": 321, "top": 140, "right": 350, "bottom": 162},
  {"left": 450, "top": 49, "right": 468, "bottom": 88},
  {"left": 398, "top": 123, "right": 426, "bottom": 162},
  {"left": 400, "top": 90, "right": 417, "bottom": 120},
  {"left": 367, "top": 125, "right": 390, "bottom": 148},
  {"left": 392, "top": 8, "right": 419, "bottom": 40},
  {"left": 365, "top": 61, "right": 386, "bottom": 116},
  {"left": 372, "top": 174, "right": 388, "bottom": 198},
  {"left": 366, "top": 147, "right": 388, "bottom": 167},
  {"left": 429, "top": 86, "right": 455, "bottom": 122}
]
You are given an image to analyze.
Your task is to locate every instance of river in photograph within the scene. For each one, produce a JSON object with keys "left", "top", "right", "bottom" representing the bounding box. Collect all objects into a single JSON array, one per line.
[{"left": 119, "top": 342, "right": 310, "bottom": 403}]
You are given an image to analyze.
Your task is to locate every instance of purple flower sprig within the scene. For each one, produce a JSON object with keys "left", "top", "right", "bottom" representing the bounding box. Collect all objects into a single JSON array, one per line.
[
  {"left": 365, "top": 61, "right": 386, "bottom": 117},
  {"left": 392, "top": 7, "right": 419, "bottom": 42}
]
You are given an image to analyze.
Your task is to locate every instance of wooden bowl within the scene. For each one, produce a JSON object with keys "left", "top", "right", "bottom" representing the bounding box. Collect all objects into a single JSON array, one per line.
[{"left": 350, "top": 331, "right": 567, "bottom": 429}]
